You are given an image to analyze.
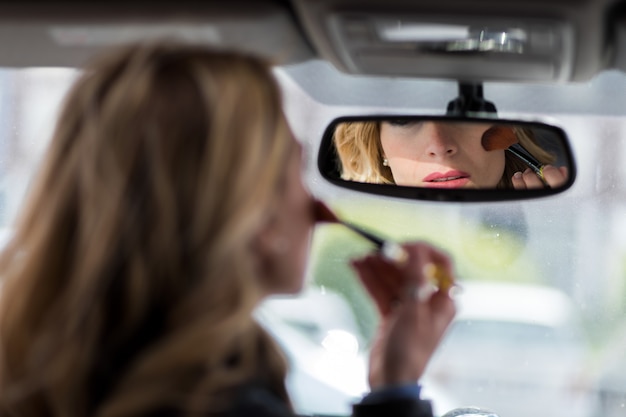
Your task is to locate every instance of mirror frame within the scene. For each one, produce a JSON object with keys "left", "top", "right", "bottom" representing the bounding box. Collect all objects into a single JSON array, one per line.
[{"left": 317, "top": 115, "right": 576, "bottom": 202}]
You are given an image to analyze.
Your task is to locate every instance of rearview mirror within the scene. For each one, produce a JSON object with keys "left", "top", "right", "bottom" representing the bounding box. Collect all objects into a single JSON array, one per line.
[{"left": 318, "top": 116, "right": 575, "bottom": 201}]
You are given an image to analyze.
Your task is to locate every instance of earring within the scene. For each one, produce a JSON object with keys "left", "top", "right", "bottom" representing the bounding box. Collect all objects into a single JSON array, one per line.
[{"left": 382, "top": 158, "right": 389, "bottom": 167}]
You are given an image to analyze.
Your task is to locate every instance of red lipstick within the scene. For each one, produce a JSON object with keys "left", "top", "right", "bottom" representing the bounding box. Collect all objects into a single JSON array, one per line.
[{"left": 422, "top": 170, "right": 470, "bottom": 188}]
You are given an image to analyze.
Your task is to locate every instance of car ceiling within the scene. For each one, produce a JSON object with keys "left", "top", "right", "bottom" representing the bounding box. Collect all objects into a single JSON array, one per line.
[{"left": 0, "top": 0, "right": 621, "bottom": 82}]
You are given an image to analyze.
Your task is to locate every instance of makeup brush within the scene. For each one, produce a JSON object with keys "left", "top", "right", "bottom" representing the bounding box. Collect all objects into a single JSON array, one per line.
[
  {"left": 313, "top": 200, "right": 408, "bottom": 264},
  {"left": 481, "top": 126, "right": 548, "bottom": 186},
  {"left": 481, "top": 125, "right": 518, "bottom": 150},
  {"left": 313, "top": 200, "right": 455, "bottom": 292}
]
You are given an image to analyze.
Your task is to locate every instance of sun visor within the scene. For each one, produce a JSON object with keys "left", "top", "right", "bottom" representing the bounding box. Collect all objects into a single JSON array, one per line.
[
  {"left": 292, "top": 0, "right": 608, "bottom": 83},
  {"left": 0, "top": 1, "right": 314, "bottom": 68},
  {"left": 324, "top": 13, "right": 575, "bottom": 82}
]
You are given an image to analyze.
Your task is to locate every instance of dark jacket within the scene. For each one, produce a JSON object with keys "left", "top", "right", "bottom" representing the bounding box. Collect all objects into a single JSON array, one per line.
[{"left": 229, "top": 383, "right": 434, "bottom": 417}]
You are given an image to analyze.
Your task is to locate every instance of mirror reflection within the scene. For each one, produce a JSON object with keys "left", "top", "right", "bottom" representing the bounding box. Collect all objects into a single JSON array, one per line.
[{"left": 325, "top": 118, "right": 573, "bottom": 192}]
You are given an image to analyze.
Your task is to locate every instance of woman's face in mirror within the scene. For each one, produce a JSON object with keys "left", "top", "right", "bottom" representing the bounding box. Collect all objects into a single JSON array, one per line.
[{"left": 380, "top": 121, "right": 506, "bottom": 188}]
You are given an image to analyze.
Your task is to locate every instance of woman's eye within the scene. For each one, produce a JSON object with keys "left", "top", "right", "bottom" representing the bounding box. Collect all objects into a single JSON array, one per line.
[
  {"left": 387, "top": 119, "right": 410, "bottom": 126},
  {"left": 386, "top": 119, "right": 421, "bottom": 127}
]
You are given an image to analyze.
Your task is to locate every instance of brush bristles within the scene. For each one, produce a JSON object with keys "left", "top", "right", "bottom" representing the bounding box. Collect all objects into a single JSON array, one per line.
[{"left": 481, "top": 126, "right": 518, "bottom": 151}]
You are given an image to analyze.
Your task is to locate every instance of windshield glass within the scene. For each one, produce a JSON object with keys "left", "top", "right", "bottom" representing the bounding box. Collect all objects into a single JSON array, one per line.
[{"left": 3, "top": 63, "right": 626, "bottom": 417}]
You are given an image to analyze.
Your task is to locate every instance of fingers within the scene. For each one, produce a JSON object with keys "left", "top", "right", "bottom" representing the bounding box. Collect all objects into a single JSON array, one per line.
[
  {"left": 512, "top": 170, "right": 526, "bottom": 189},
  {"left": 400, "top": 243, "right": 455, "bottom": 291},
  {"left": 352, "top": 242, "right": 456, "bottom": 316},
  {"left": 428, "top": 286, "right": 457, "bottom": 325},
  {"left": 373, "top": 268, "right": 457, "bottom": 386},
  {"left": 352, "top": 256, "right": 403, "bottom": 316},
  {"left": 542, "top": 165, "right": 568, "bottom": 188},
  {"left": 512, "top": 165, "right": 568, "bottom": 190},
  {"left": 400, "top": 290, "right": 456, "bottom": 346},
  {"left": 518, "top": 168, "right": 545, "bottom": 189},
  {"left": 358, "top": 242, "right": 457, "bottom": 387}
]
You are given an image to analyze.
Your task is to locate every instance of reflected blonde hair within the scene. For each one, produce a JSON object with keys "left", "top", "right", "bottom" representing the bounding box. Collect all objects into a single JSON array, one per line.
[
  {"left": 334, "top": 121, "right": 555, "bottom": 188},
  {"left": 0, "top": 42, "right": 293, "bottom": 416}
]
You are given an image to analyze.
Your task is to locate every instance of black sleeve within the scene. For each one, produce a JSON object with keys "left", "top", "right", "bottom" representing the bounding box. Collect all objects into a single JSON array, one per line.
[
  {"left": 228, "top": 385, "right": 295, "bottom": 417},
  {"left": 228, "top": 385, "right": 433, "bottom": 417},
  {"left": 352, "top": 398, "right": 434, "bottom": 417}
]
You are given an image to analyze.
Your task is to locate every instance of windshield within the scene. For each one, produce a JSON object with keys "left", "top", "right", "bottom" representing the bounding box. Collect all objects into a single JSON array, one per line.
[{"left": 3, "top": 63, "right": 625, "bottom": 417}]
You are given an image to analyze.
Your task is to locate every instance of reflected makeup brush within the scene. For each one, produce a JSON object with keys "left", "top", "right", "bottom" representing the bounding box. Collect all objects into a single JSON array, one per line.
[
  {"left": 481, "top": 126, "right": 548, "bottom": 185},
  {"left": 313, "top": 200, "right": 455, "bottom": 292}
]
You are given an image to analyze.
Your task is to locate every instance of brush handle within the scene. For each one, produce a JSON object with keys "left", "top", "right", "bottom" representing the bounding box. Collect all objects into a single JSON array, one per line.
[
  {"left": 341, "top": 221, "right": 408, "bottom": 263},
  {"left": 340, "top": 222, "right": 456, "bottom": 290},
  {"left": 341, "top": 221, "right": 385, "bottom": 247},
  {"left": 506, "top": 145, "right": 549, "bottom": 187}
]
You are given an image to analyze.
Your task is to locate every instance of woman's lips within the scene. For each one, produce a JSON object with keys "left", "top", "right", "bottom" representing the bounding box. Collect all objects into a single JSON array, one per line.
[{"left": 422, "top": 170, "right": 471, "bottom": 188}]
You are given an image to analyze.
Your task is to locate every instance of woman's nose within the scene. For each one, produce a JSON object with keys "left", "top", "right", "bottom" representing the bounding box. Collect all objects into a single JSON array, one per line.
[{"left": 423, "top": 123, "right": 458, "bottom": 158}]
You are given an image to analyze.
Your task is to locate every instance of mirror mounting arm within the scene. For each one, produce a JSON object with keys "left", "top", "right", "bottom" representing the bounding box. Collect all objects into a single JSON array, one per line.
[{"left": 446, "top": 82, "right": 497, "bottom": 117}]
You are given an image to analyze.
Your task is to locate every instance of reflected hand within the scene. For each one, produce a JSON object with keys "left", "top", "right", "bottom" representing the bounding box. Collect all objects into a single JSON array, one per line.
[
  {"left": 351, "top": 242, "right": 457, "bottom": 389},
  {"left": 512, "top": 165, "right": 568, "bottom": 189}
]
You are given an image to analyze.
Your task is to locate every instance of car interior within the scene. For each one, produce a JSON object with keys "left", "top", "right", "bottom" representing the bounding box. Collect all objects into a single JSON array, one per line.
[{"left": 1, "top": 1, "right": 625, "bottom": 416}]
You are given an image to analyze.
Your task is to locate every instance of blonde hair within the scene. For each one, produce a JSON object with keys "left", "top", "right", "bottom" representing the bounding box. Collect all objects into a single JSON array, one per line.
[
  {"left": 0, "top": 42, "right": 293, "bottom": 416},
  {"left": 333, "top": 121, "right": 555, "bottom": 188},
  {"left": 333, "top": 122, "right": 394, "bottom": 184}
]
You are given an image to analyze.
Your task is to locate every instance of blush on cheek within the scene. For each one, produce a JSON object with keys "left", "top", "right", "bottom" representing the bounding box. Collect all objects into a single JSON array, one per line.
[{"left": 490, "top": 152, "right": 507, "bottom": 186}]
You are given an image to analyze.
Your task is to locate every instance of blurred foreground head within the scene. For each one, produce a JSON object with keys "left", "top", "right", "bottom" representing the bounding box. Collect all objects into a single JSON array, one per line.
[{"left": 0, "top": 41, "right": 295, "bottom": 416}]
